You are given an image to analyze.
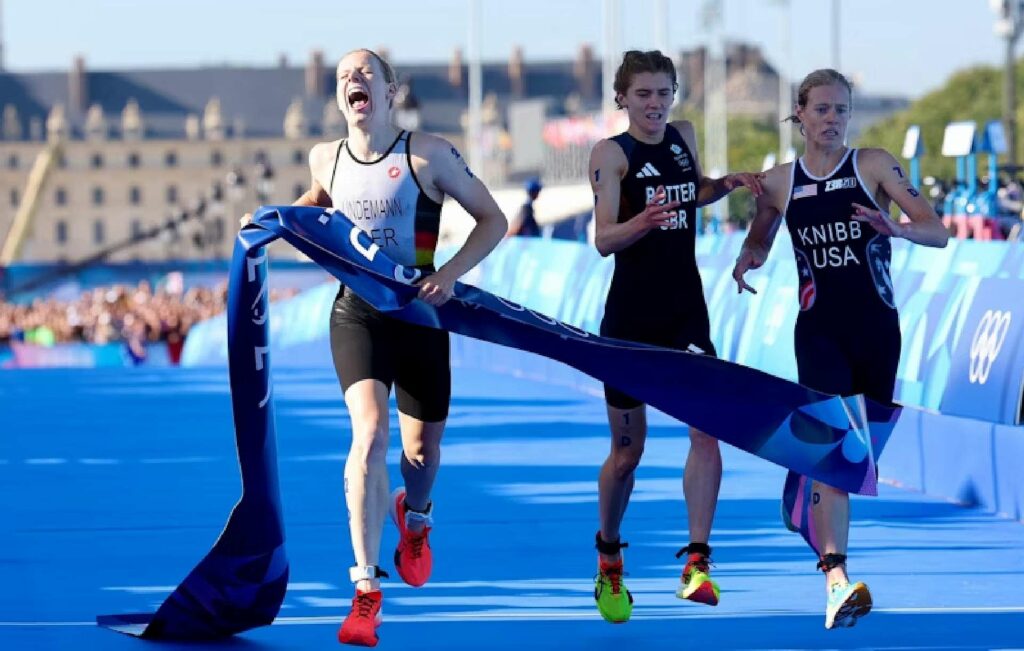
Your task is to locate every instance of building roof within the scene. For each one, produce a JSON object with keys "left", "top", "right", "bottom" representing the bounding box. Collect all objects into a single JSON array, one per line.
[{"left": 0, "top": 60, "right": 600, "bottom": 140}]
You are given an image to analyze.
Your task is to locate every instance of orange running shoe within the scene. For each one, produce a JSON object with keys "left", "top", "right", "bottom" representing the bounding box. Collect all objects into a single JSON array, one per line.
[
  {"left": 390, "top": 487, "right": 433, "bottom": 587},
  {"left": 337, "top": 589, "right": 383, "bottom": 647}
]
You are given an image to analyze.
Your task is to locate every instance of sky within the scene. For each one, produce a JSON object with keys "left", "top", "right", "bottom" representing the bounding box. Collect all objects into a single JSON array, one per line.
[{"left": 1, "top": 0, "right": 1009, "bottom": 98}]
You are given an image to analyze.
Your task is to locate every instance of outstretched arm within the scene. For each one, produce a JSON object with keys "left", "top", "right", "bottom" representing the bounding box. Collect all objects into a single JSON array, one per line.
[
  {"left": 674, "top": 120, "right": 764, "bottom": 206},
  {"left": 852, "top": 149, "right": 949, "bottom": 248},
  {"left": 732, "top": 164, "right": 788, "bottom": 294},
  {"left": 239, "top": 142, "right": 333, "bottom": 226}
]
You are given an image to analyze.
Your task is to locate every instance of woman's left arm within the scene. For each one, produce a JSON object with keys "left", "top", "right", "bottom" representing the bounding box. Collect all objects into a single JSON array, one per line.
[{"left": 852, "top": 148, "right": 949, "bottom": 248}]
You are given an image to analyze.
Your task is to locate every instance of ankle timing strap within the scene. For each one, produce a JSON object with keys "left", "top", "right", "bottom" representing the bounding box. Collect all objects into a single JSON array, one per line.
[
  {"left": 349, "top": 565, "right": 390, "bottom": 583},
  {"left": 817, "top": 553, "right": 847, "bottom": 572},
  {"left": 675, "top": 542, "right": 712, "bottom": 559},
  {"left": 405, "top": 500, "right": 434, "bottom": 526},
  {"left": 595, "top": 532, "right": 628, "bottom": 556}
]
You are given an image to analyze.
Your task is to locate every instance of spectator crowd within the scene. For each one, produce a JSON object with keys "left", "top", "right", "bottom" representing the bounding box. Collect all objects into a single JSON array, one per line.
[{"left": 0, "top": 280, "right": 299, "bottom": 364}]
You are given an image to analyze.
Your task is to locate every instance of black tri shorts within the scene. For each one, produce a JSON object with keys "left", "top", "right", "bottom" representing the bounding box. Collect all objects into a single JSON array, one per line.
[
  {"left": 793, "top": 310, "right": 901, "bottom": 405},
  {"left": 599, "top": 314, "right": 717, "bottom": 410},
  {"left": 329, "top": 286, "right": 451, "bottom": 422}
]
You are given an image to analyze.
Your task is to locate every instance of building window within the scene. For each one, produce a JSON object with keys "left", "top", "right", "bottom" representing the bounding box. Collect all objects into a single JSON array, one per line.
[
  {"left": 55, "top": 187, "right": 67, "bottom": 206},
  {"left": 210, "top": 150, "right": 223, "bottom": 166},
  {"left": 165, "top": 151, "right": 178, "bottom": 167},
  {"left": 9, "top": 189, "right": 18, "bottom": 207},
  {"left": 209, "top": 218, "right": 225, "bottom": 245},
  {"left": 292, "top": 149, "right": 304, "bottom": 165},
  {"left": 130, "top": 219, "right": 143, "bottom": 240},
  {"left": 90, "top": 152, "right": 104, "bottom": 169},
  {"left": 92, "top": 186, "right": 104, "bottom": 206},
  {"left": 55, "top": 220, "right": 68, "bottom": 244},
  {"left": 127, "top": 152, "right": 141, "bottom": 168},
  {"left": 129, "top": 186, "right": 142, "bottom": 205},
  {"left": 94, "top": 219, "right": 105, "bottom": 245},
  {"left": 293, "top": 183, "right": 305, "bottom": 200},
  {"left": 166, "top": 185, "right": 178, "bottom": 204},
  {"left": 7, "top": 154, "right": 17, "bottom": 169}
]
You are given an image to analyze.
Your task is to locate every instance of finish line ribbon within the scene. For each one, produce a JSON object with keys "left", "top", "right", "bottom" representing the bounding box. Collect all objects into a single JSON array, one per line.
[
  {"left": 98, "top": 205, "right": 897, "bottom": 639},
  {"left": 782, "top": 402, "right": 902, "bottom": 556}
]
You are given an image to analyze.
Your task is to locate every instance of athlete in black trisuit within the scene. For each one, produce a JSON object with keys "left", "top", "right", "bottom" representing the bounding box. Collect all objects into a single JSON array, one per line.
[
  {"left": 588, "top": 49, "right": 764, "bottom": 623},
  {"left": 732, "top": 68, "right": 948, "bottom": 629}
]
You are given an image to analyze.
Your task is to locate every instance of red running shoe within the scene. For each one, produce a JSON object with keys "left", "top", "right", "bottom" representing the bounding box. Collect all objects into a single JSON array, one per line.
[
  {"left": 390, "top": 487, "right": 433, "bottom": 587},
  {"left": 337, "top": 589, "right": 383, "bottom": 647}
]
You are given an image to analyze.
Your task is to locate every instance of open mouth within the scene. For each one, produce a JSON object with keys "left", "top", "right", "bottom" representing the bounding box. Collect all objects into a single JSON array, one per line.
[
  {"left": 347, "top": 88, "right": 369, "bottom": 111},
  {"left": 645, "top": 112, "right": 663, "bottom": 121},
  {"left": 823, "top": 129, "right": 839, "bottom": 137}
]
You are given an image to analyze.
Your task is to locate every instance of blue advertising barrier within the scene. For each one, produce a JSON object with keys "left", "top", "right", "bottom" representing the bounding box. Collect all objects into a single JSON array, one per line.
[
  {"left": 181, "top": 228, "right": 1024, "bottom": 523},
  {"left": 940, "top": 278, "right": 1024, "bottom": 425},
  {"left": 181, "top": 231, "right": 1024, "bottom": 425},
  {"left": 0, "top": 342, "right": 172, "bottom": 368}
]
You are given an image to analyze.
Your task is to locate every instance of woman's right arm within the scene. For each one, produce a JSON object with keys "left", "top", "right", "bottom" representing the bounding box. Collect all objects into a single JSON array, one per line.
[
  {"left": 239, "top": 142, "right": 333, "bottom": 227},
  {"left": 294, "top": 142, "right": 334, "bottom": 207},
  {"left": 732, "top": 164, "right": 787, "bottom": 294},
  {"left": 590, "top": 139, "right": 680, "bottom": 257}
]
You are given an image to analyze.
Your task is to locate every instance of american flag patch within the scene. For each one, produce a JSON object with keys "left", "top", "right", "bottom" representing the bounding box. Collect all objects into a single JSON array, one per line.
[{"left": 793, "top": 183, "right": 818, "bottom": 200}]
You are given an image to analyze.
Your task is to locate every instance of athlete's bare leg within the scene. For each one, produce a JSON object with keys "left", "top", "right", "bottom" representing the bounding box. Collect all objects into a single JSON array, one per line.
[
  {"left": 812, "top": 481, "right": 851, "bottom": 587},
  {"left": 683, "top": 427, "right": 721, "bottom": 544},
  {"left": 342, "top": 378, "right": 392, "bottom": 593},
  {"left": 397, "top": 412, "right": 445, "bottom": 520},
  {"left": 598, "top": 404, "right": 647, "bottom": 561}
]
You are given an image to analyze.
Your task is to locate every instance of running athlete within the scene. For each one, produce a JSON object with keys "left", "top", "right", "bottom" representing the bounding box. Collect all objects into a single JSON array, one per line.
[
  {"left": 732, "top": 69, "right": 948, "bottom": 629},
  {"left": 263, "top": 49, "right": 506, "bottom": 646},
  {"left": 587, "top": 50, "right": 764, "bottom": 623}
]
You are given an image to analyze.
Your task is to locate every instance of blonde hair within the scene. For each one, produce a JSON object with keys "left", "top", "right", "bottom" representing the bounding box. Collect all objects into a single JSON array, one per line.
[
  {"left": 342, "top": 48, "right": 397, "bottom": 84},
  {"left": 785, "top": 68, "right": 852, "bottom": 125}
]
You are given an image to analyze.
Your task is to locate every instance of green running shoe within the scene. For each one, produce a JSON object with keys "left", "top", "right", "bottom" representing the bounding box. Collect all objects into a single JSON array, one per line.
[
  {"left": 825, "top": 581, "right": 872, "bottom": 629},
  {"left": 675, "top": 552, "right": 720, "bottom": 606},
  {"left": 594, "top": 559, "right": 633, "bottom": 623}
]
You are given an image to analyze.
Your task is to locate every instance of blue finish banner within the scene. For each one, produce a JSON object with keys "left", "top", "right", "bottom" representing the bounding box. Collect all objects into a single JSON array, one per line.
[
  {"left": 97, "top": 227, "right": 289, "bottom": 639},
  {"left": 782, "top": 400, "right": 902, "bottom": 556},
  {"left": 99, "top": 205, "right": 886, "bottom": 639},
  {"left": 255, "top": 206, "right": 883, "bottom": 494}
]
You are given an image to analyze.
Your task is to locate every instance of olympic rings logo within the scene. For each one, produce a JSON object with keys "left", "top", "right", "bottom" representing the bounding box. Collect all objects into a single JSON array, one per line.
[{"left": 968, "top": 309, "right": 1012, "bottom": 384}]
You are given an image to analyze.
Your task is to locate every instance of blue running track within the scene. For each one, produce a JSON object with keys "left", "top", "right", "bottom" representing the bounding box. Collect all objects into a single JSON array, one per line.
[{"left": 2, "top": 365, "right": 1023, "bottom": 649}]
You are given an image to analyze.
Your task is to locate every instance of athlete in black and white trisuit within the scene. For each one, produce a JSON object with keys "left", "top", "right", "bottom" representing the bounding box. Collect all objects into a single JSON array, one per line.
[
  {"left": 244, "top": 49, "right": 507, "bottom": 647},
  {"left": 587, "top": 49, "right": 764, "bottom": 623},
  {"left": 733, "top": 68, "right": 948, "bottom": 629}
]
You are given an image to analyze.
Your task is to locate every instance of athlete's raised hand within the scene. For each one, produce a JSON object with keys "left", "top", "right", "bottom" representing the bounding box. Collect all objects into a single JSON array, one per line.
[
  {"left": 723, "top": 172, "right": 766, "bottom": 197},
  {"left": 239, "top": 212, "right": 253, "bottom": 228},
  {"left": 416, "top": 267, "right": 458, "bottom": 306},
  {"left": 636, "top": 185, "right": 682, "bottom": 231},
  {"left": 851, "top": 202, "right": 906, "bottom": 238},
  {"left": 732, "top": 243, "right": 767, "bottom": 294}
]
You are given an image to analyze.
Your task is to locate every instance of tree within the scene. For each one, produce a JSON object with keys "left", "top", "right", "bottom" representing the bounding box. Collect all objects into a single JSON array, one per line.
[
  {"left": 675, "top": 108, "right": 780, "bottom": 227},
  {"left": 856, "top": 64, "right": 1019, "bottom": 183}
]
